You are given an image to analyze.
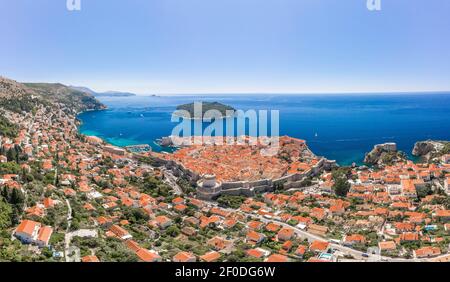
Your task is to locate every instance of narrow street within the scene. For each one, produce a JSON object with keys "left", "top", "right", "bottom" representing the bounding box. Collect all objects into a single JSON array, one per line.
[{"left": 64, "top": 199, "right": 73, "bottom": 262}]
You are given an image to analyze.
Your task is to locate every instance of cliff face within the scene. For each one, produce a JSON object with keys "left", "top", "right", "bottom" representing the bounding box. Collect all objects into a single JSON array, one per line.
[
  {"left": 412, "top": 140, "right": 449, "bottom": 162},
  {"left": 364, "top": 143, "right": 405, "bottom": 166},
  {"left": 412, "top": 141, "right": 439, "bottom": 156}
]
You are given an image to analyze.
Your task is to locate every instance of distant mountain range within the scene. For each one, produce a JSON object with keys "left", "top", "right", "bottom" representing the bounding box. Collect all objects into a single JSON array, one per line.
[{"left": 69, "top": 86, "right": 137, "bottom": 97}]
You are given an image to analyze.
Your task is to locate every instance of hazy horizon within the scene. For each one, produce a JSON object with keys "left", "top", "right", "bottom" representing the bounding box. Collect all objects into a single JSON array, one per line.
[{"left": 18, "top": 80, "right": 450, "bottom": 96}]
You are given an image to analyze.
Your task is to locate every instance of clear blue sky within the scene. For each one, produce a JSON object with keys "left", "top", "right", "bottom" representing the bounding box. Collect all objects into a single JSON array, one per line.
[{"left": 1, "top": 0, "right": 449, "bottom": 94}]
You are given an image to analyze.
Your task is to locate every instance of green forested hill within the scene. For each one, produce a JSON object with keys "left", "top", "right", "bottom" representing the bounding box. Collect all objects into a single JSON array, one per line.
[
  {"left": 0, "top": 116, "right": 18, "bottom": 138},
  {"left": 0, "top": 77, "right": 38, "bottom": 113},
  {"left": 24, "top": 82, "right": 106, "bottom": 112},
  {"left": 0, "top": 76, "right": 105, "bottom": 115}
]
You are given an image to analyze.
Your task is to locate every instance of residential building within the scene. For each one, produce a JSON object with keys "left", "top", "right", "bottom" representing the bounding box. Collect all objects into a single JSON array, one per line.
[
  {"left": 14, "top": 220, "right": 53, "bottom": 247},
  {"left": 109, "top": 224, "right": 133, "bottom": 240},
  {"left": 136, "top": 249, "right": 162, "bottom": 262},
  {"left": 200, "top": 251, "right": 221, "bottom": 262},
  {"left": 414, "top": 246, "right": 441, "bottom": 258},
  {"left": 173, "top": 252, "right": 196, "bottom": 262}
]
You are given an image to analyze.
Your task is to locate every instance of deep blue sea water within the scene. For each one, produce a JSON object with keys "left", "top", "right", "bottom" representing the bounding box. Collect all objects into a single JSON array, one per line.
[{"left": 78, "top": 93, "right": 450, "bottom": 166}]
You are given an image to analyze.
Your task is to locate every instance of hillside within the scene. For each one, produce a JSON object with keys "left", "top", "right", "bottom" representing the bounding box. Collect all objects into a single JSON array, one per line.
[
  {"left": 69, "top": 85, "right": 96, "bottom": 95},
  {"left": 0, "top": 115, "right": 18, "bottom": 138},
  {"left": 24, "top": 82, "right": 106, "bottom": 113},
  {"left": 0, "top": 77, "right": 39, "bottom": 113},
  {"left": 1, "top": 76, "right": 106, "bottom": 115}
]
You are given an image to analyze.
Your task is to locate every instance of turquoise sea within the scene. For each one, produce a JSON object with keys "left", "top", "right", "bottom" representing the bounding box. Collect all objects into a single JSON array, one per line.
[{"left": 78, "top": 93, "right": 450, "bottom": 166}]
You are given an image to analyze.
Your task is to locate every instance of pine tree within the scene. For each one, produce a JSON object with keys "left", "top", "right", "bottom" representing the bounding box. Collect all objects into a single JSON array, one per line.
[
  {"left": 0, "top": 198, "right": 12, "bottom": 229},
  {"left": 6, "top": 148, "right": 16, "bottom": 162},
  {"left": 333, "top": 177, "right": 351, "bottom": 197},
  {"left": 10, "top": 188, "right": 25, "bottom": 213},
  {"left": 11, "top": 206, "right": 20, "bottom": 225},
  {"left": 1, "top": 186, "right": 8, "bottom": 199}
]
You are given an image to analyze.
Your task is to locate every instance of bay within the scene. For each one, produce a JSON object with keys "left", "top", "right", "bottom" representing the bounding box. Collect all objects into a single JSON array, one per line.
[{"left": 78, "top": 93, "right": 450, "bottom": 166}]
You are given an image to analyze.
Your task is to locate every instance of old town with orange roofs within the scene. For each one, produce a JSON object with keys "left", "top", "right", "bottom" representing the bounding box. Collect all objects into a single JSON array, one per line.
[{"left": 1, "top": 79, "right": 450, "bottom": 263}]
